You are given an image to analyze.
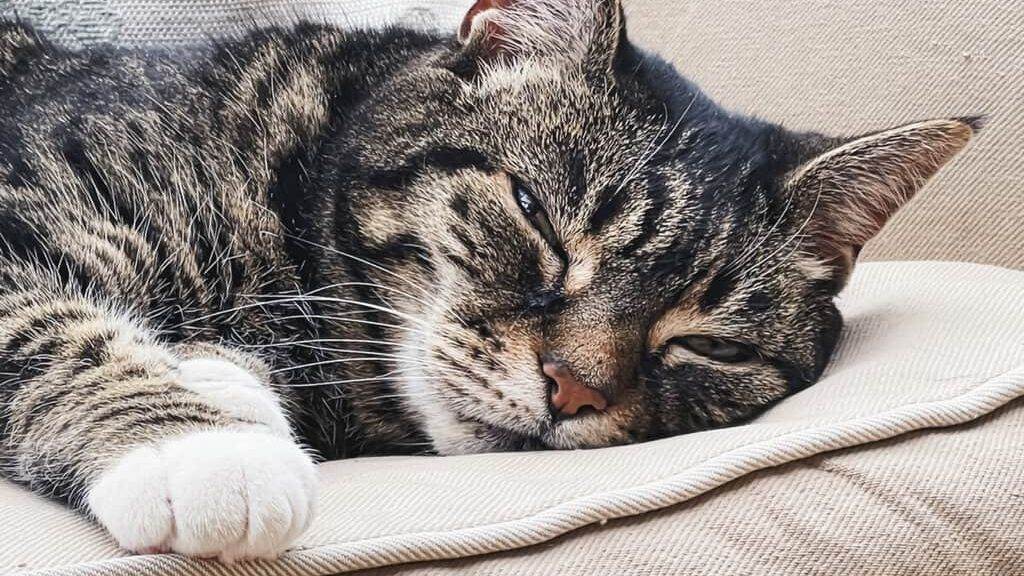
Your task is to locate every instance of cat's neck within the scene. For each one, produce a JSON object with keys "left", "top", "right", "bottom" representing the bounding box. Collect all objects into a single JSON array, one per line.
[{"left": 227, "top": 25, "right": 446, "bottom": 457}]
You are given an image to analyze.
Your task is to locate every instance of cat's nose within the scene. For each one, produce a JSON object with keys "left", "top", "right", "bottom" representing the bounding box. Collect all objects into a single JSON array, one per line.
[{"left": 543, "top": 361, "right": 608, "bottom": 418}]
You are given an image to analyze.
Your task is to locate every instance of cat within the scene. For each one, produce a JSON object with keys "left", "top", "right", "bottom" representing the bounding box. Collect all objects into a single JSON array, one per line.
[{"left": 0, "top": 0, "right": 977, "bottom": 563}]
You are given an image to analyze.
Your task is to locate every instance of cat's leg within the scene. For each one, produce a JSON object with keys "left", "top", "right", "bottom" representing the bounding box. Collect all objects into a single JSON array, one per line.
[{"left": 0, "top": 292, "right": 317, "bottom": 562}]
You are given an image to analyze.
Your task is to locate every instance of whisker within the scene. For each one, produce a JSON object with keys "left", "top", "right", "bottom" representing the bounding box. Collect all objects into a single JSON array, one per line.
[
  {"left": 282, "top": 375, "right": 448, "bottom": 389},
  {"left": 266, "top": 294, "right": 432, "bottom": 328},
  {"left": 252, "top": 313, "right": 425, "bottom": 337},
  {"left": 742, "top": 181, "right": 824, "bottom": 281},
  {"left": 238, "top": 337, "right": 431, "bottom": 352},
  {"left": 244, "top": 286, "right": 468, "bottom": 346},
  {"left": 287, "top": 235, "right": 437, "bottom": 301},
  {"left": 270, "top": 353, "right": 464, "bottom": 376},
  {"left": 254, "top": 280, "right": 447, "bottom": 314},
  {"left": 173, "top": 293, "right": 348, "bottom": 328}
]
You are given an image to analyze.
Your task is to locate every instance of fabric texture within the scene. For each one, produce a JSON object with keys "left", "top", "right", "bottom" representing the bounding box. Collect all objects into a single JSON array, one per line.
[
  {"left": 364, "top": 403, "right": 1024, "bottom": 576},
  {"left": 3, "top": 261, "right": 1024, "bottom": 575},
  {"left": 0, "top": 1, "right": 467, "bottom": 47},
  {"left": 0, "top": 0, "right": 1020, "bottom": 270}
]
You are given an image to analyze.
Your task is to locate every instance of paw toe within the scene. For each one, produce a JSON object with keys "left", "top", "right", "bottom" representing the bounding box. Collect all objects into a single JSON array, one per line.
[
  {"left": 89, "top": 430, "right": 317, "bottom": 562},
  {"left": 87, "top": 446, "right": 174, "bottom": 553}
]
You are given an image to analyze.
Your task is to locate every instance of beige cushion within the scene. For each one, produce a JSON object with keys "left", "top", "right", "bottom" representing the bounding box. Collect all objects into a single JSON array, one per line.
[
  {"left": 5, "top": 261, "right": 1024, "bottom": 575},
  {"left": 366, "top": 403, "right": 1024, "bottom": 576}
]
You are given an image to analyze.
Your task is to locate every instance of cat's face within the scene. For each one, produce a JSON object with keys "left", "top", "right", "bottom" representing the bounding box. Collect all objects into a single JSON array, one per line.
[{"left": 326, "top": 0, "right": 975, "bottom": 454}]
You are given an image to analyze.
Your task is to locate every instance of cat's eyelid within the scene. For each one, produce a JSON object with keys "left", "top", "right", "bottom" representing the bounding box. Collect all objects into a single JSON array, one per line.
[
  {"left": 662, "top": 336, "right": 763, "bottom": 365},
  {"left": 510, "top": 175, "right": 567, "bottom": 264}
]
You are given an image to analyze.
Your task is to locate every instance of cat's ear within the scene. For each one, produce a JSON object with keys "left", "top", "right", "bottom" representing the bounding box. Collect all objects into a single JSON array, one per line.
[
  {"left": 456, "top": 0, "right": 626, "bottom": 71},
  {"left": 783, "top": 117, "right": 980, "bottom": 289}
]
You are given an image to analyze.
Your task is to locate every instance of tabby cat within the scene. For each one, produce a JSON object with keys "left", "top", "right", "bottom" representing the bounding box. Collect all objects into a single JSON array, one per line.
[{"left": 0, "top": 0, "right": 976, "bottom": 562}]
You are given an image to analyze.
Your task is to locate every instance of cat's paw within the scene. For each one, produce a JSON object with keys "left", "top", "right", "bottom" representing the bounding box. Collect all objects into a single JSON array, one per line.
[
  {"left": 176, "top": 357, "right": 292, "bottom": 438},
  {"left": 87, "top": 430, "right": 318, "bottom": 562}
]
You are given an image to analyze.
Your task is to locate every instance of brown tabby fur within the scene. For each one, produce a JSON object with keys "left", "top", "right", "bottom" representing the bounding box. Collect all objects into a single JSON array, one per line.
[{"left": 0, "top": 0, "right": 976, "bottom": 512}]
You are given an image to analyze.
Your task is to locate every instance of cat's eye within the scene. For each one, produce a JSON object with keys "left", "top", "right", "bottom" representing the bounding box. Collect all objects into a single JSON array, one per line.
[
  {"left": 513, "top": 178, "right": 561, "bottom": 256},
  {"left": 670, "top": 336, "right": 756, "bottom": 364}
]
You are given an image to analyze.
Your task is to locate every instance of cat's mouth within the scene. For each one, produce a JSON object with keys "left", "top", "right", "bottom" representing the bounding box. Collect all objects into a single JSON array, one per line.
[
  {"left": 394, "top": 338, "right": 631, "bottom": 452},
  {"left": 474, "top": 423, "right": 550, "bottom": 452}
]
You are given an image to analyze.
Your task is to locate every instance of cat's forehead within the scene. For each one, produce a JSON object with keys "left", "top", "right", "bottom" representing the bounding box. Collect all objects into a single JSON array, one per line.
[
  {"left": 406, "top": 59, "right": 773, "bottom": 284},
  {"left": 461, "top": 72, "right": 673, "bottom": 181}
]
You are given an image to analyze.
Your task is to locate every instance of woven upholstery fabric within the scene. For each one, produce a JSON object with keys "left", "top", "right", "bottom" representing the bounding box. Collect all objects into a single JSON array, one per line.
[
  {"left": 3, "top": 261, "right": 1024, "bottom": 575},
  {"left": 0, "top": 0, "right": 467, "bottom": 47},
  {"left": 0, "top": 0, "right": 1020, "bottom": 269}
]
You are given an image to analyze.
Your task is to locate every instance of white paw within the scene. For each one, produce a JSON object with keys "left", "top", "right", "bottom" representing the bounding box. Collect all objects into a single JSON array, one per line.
[
  {"left": 87, "top": 430, "right": 318, "bottom": 562},
  {"left": 177, "top": 358, "right": 292, "bottom": 438}
]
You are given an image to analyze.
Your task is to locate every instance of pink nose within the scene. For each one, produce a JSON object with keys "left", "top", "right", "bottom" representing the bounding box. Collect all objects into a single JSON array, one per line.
[{"left": 543, "top": 361, "right": 608, "bottom": 417}]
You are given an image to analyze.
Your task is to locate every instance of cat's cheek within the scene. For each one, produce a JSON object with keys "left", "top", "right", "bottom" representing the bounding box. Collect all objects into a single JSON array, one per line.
[
  {"left": 399, "top": 374, "right": 485, "bottom": 455},
  {"left": 86, "top": 430, "right": 318, "bottom": 562},
  {"left": 392, "top": 333, "right": 484, "bottom": 454}
]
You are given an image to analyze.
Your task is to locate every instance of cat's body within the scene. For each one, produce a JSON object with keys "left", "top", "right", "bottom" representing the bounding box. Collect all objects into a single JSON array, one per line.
[
  {"left": 0, "top": 0, "right": 976, "bottom": 562},
  {"left": 0, "top": 22, "right": 441, "bottom": 460}
]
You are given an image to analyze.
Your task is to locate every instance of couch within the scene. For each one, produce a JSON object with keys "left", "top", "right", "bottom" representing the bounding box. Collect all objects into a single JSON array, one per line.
[{"left": 1, "top": 1, "right": 1022, "bottom": 575}]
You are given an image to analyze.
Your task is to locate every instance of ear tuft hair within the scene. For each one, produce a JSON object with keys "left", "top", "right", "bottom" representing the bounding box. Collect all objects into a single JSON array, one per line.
[{"left": 786, "top": 117, "right": 979, "bottom": 288}]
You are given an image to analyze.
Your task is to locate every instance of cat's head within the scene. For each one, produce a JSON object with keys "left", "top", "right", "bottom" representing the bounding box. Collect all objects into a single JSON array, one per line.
[{"left": 325, "top": 0, "right": 978, "bottom": 454}]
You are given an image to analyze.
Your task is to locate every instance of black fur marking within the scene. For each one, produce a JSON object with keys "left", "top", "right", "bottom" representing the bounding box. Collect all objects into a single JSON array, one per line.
[
  {"left": 746, "top": 290, "right": 773, "bottom": 314},
  {"left": 90, "top": 397, "right": 212, "bottom": 425},
  {"left": 2, "top": 309, "right": 90, "bottom": 356},
  {"left": 568, "top": 148, "right": 589, "bottom": 204},
  {"left": 363, "top": 233, "right": 430, "bottom": 267},
  {"left": 0, "top": 207, "right": 45, "bottom": 263},
  {"left": 366, "top": 147, "right": 493, "bottom": 191},
  {"left": 17, "top": 380, "right": 83, "bottom": 425},
  {"left": 588, "top": 187, "right": 629, "bottom": 234},
  {"left": 699, "top": 269, "right": 738, "bottom": 312},
  {"left": 60, "top": 136, "right": 133, "bottom": 225},
  {"left": 451, "top": 226, "right": 479, "bottom": 257},
  {"left": 115, "top": 411, "right": 223, "bottom": 431},
  {"left": 268, "top": 147, "right": 314, "bottom": 244},
  {"left": 5, "top": 155, "right": 39, "bottom": 188},
  {"left": 464, "top": 317, "right": 493, "bottom": 340},
  {"left": 74, "top": 333, "right": 111, "bottom": 369},
  {"left": 445, "top": 252, "right": 480, "bottom": 276},
  {"left": 527, "top": 289, "right": 565, "bottom": 314},
  {"left": 449, "top": 194, "right": 470, "bottom": 218},
  {"left": 621, "top": 170, "right": 669, "bottom": 255}
]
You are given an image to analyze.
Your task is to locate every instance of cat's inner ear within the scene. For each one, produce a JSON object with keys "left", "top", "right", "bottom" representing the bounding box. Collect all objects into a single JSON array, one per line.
[
  {"left": 783, "top": 117, "right": 980, "bottom": 288},
  {"left": 458, "top": 0, "right": 512, "bottom": 50},
  {"left": 457, "top": 0, "right": 626, "bottom": 70}
]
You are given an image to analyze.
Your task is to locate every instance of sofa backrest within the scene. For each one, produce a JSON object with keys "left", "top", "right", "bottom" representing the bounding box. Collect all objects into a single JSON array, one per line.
[{"left": 625, "top": 0, "right": 1024, "bottom": 269}]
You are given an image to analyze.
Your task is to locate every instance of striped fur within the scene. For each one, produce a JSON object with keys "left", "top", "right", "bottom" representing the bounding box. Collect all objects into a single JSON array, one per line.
[{"left": 0, "top": 0, "right": 976, "bottom": 560}]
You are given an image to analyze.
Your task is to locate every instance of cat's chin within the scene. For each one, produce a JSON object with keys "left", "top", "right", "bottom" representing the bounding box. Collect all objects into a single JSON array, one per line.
[
  {"left": 425, "top": 420, "right": 550, "bottom": 456},
  {"left": 428, "top": 415, "right": 634, "bottom": 455},
  {"left": 409, "top": 396, "right": 638, "bottom": 454},
  {"left": 393, "top": 345, "right": 636, "bottom": 454}
]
